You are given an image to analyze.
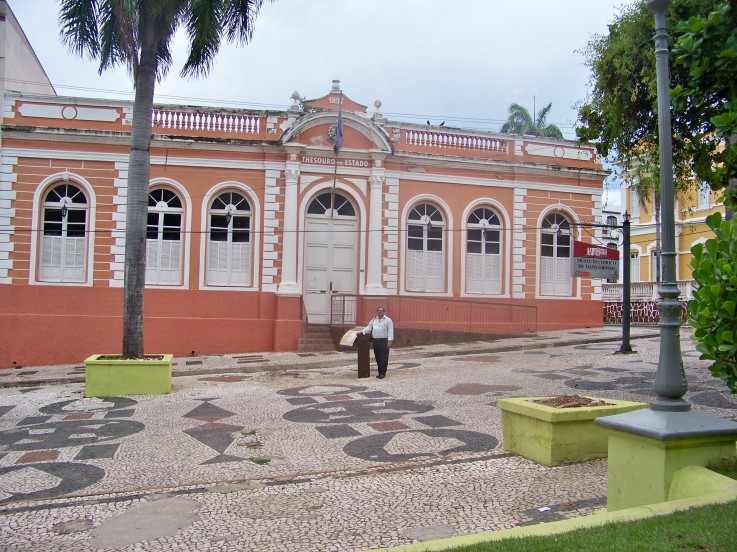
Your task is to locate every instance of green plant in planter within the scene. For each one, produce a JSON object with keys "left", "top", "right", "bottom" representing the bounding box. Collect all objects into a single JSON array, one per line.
[{"left": 689, "top": 212, "right": 737, "bottom": 393}]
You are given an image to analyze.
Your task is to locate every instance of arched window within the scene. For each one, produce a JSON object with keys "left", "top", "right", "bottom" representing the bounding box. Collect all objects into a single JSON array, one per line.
[
  {"left": 207, "top": 191, "right": 252, "bottom": 286},
  {"left": 307, "top": 191, "right": 356, "bottom": 217},
  {"left": 540, "top": 212, "right": 572, "bottom": 296},
  {"left": 466, "top": 206, "right": 502, "bottom": 294},
  {"left": 146, "top": 188, "right": 183, "bottom": 285},
  {"left": 39, "top": 182, "right": 89, "bottom": 282},
  {"left": 406, "top": 203, "right": 444, "bottom": 292}
]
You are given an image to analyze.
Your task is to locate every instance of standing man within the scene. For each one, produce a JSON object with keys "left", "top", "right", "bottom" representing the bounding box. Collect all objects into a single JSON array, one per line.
[{"left": 357, "top": 307, "right": 394, "bottom": 379}]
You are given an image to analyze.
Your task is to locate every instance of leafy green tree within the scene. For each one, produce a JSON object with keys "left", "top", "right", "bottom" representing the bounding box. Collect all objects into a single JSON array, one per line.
[
  {"left": 672, "top": 1, "right": 737, "bottom": 214},
  {"left": 575, "top": 0, "right": 721, "bottom": 198},
  {"left": 689, "top": 212, "right": 737, "bottom": 393},
  {"left": 59, "top": 0, "right": 270, "bottom": 358},
  {"left": 500, "top": 102, "right": 563, "bottom": 139}
]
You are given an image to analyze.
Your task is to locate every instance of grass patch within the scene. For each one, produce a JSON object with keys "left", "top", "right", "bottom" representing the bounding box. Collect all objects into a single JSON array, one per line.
[
  {"left": 250, "top": 457, "right": 270, "bottom": 465},
  {"left": 240, "top": 430, "right": 257, "bottom": 436},
  {"left": 442, "top": 500, "right": 737, "bottom": 552},
  {"left": 710, "top": 458, "right": 737, "bottom": 480}
]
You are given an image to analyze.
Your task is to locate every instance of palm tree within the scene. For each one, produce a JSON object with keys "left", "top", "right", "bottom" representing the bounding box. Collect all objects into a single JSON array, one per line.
[
  {"left": 500, "top": 102, "right": 564, "bottom": 139},
  {"left": 59, "top": 0, "right": 270, "bottom": 358}
]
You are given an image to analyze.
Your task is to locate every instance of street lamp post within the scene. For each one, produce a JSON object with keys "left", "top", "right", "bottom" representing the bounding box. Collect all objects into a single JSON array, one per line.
[
  {"left": 594, "top": 0, "right": 737, "bottom": 512},
  {"left": 647, "top": 0, "right": 689, "bottom": 412},
  {"left": 619, "top": 212, "right": 632, "bottom": 353}
]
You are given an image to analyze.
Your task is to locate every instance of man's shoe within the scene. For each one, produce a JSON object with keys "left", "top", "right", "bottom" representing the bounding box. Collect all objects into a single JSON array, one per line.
[
  {"left": 378, "top": 374, "right": 385, "bottom": 379},
  {"left": 375, "top": 375, "right": 381, "bottom": 378}
]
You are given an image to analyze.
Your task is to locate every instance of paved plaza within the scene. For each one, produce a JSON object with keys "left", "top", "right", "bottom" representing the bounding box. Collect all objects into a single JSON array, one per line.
[{"left": 0, "top": 326, "right": 735, "bottom": 551}]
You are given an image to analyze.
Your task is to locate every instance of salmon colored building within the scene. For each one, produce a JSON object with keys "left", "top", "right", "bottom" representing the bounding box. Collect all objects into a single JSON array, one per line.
[{"left": 0, "top": 76, "right": 609, "bottom": 369}]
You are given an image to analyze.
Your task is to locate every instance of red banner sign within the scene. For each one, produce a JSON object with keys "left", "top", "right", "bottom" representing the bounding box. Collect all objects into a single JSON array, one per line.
[{"left": 571, "top": 240, "right": 620, "bottom": 279}]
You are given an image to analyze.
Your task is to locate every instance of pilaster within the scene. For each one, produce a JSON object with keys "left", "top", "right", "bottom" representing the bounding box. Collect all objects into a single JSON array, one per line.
[
  {"left": 277, "top": 161, "right": 300, "bottom": 295},
  {"left": 0, "top": 153, "right": 17, "bottom": 283},
  {"left": 263, "top": 169, "right": 282, "bottom": 293},
  {"left": 110, "top": 161, "right": 129, "bottom": 287},
  {"left": 383, "top": 176, "right": 400, "bottom": 292},
  {"left": 512, "top": 187, "right": 528, "bottom": 298},
  {"left": 364, "top": 172, "right": 386, "bottom": 294}
]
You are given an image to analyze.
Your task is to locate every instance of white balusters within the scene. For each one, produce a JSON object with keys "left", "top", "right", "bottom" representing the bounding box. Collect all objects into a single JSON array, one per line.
[
  {"left": 403, "top": 128, "right": 508, "bottom": 154},
  {"left": 151, "top": 108, "right": 263, "bottom": 135}
]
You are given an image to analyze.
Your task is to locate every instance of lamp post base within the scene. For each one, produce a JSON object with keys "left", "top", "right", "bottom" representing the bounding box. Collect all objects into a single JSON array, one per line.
[{"left": 596, "top": 408, "right": 737, "bottom": 511}]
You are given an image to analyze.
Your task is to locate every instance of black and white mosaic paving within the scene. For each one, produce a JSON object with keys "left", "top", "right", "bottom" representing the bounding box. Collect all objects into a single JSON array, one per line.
[{"left": 0, "top": 331, "right": 734, "bottom": 551}]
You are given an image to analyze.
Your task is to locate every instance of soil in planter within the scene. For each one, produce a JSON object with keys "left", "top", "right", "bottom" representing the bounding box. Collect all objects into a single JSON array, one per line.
[
  {"left": 95, "top": 355, "right": 166, "bottom": 361},
  {"left": 532, "top": 395, "right": 614, "bottom": 408}
]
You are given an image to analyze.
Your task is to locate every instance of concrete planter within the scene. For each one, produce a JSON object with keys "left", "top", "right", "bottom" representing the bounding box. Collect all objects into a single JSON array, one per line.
[
  {"left": 84, "top": 354, "right": 173, "bottom": 397},
  {"left": 497, "top": 396, "right": 647, "bottom": 466}
]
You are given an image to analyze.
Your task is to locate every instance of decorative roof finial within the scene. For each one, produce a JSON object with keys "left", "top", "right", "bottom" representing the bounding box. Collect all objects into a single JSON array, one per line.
[{"left": 331, "top": 79, "right": 341, "bottom": 93}]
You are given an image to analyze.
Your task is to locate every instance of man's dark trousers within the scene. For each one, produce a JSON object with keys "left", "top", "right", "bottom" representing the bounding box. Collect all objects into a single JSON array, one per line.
[{"left": 372, "top": 338, "right": 389, "bottom": 376}]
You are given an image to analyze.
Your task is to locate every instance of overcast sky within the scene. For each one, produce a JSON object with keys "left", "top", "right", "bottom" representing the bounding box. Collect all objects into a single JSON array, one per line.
[{"left": 8, "top": 0, "right": 634, "bottom": 205}]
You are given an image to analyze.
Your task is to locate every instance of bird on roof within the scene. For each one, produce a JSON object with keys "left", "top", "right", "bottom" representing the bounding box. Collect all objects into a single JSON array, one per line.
[
  {"left": 439, "top": 121, "right": 445, "bottom": 127},
  {"left": 427, "top": 120, "right": 431, "bottom": 125}
]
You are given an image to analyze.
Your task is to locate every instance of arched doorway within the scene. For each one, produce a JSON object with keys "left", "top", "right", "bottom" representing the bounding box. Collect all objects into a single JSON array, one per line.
[{"left": 303, "top": 191, "right": 358, "bottom": 324}]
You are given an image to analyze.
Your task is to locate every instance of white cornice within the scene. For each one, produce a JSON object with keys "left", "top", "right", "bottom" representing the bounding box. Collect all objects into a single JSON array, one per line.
[
  {"left": 388, "top": 152, "right": 607, "bottom": 181},
  {"left": 2, "top": 146, "right": 129, "bottom": 164},
  {"left": 1, "top": 146, "right": 281, "bottom": 171},
  {"left": 385, "top": 169, "right": 602, "bottom": 195}
]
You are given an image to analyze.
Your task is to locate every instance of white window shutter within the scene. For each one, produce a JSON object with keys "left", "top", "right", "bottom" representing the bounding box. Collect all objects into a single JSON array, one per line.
[
  {"left": 63, "top": 237, "right": 86, "bottom": 281},
  {"left": 207, "top": 241, "right": 228, "bottom": 285},
  {"left": 630, "top": 255, "right": 640, "bottom": 283},
  {"left": 540, "top": 256, "right": 554, "bottom": 295},
  {"left": 40, "top": 236, "right": 85, "bottom": 282},
  {"left": 554, "top": 257, "right": 572, "bottom": 296},
  {"left": 145, "top": 239, "right": 160, "bottom": 284},
  {"left": 406, "top": 250, "right": 423, "bottom": 291},
  {"left": 425, "top": 251, "right": 444, "bottom": 292},
  {"left": 230, "top": 243, "right": 250, "bottom": 286},
  {"left": 466, "top": 252, "right": 482, "bottom": 294},
  {"left": 486, "top": 253, "right": 502, "bottom": 294}
]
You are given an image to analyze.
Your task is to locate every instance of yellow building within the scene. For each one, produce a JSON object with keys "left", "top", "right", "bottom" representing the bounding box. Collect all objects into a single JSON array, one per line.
[{"left": 625, "top": 179, "right": 723, "bottom": 284}]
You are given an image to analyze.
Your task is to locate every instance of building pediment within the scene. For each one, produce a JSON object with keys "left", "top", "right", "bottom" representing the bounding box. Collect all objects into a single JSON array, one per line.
[{"left": 280, "top": 111, "right": 393, "bottom": 153}]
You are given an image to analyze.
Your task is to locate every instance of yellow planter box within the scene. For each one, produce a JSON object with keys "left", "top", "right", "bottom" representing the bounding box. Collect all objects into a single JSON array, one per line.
[
  {"left": 84, "top": 354, "right": 173, "bottom": 397},
  {"left": 498, "top": 396, "right": 647, "bottom": 466}
]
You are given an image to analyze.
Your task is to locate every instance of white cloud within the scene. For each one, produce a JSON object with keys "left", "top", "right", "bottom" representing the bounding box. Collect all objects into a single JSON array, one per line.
[{"left": 7, "top": 0, "right": 631, "bottom": 139}]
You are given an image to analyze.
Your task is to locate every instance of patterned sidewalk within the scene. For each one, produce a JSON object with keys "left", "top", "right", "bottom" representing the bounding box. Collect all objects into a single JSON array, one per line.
[{"left": 1, "top": 326, "right": 735, "bottom": 551}]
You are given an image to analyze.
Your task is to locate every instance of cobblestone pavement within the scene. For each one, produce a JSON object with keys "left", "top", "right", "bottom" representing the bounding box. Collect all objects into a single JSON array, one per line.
[{"left": 0, "top": 326, "right": 735, "bottom": 551}]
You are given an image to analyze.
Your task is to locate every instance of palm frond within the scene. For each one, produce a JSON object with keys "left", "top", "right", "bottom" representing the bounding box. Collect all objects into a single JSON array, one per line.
[
  {"left": 98, "top": 0, "right": 138, "bottom": 75},
  {"left": 181, "top": 0, "right": 223, "bottom": 78},
  {"left": 58, "top": 0, "right": 101, "bottom": 58},
  {"left": 222, "top": 0, "right": 265, "bottom": 44},
  {"left": 541, "top": 124, "right": 563, "bottom": 139},
  {"left": 535, "top": 102, "right": 553, "bottom": 129}
]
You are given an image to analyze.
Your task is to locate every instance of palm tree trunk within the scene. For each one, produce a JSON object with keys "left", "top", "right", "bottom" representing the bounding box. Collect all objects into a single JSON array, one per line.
[{"left": 122, "top": 21, "right": 158, "bottom": 359}]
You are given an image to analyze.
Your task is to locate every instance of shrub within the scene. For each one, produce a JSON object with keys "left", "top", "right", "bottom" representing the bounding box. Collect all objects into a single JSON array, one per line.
[{"left": 688, "top": 212, "right": 737, "bottom": 393}]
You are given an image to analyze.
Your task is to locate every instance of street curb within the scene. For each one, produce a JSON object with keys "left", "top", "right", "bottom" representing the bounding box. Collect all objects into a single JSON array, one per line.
[
  {"left": 0, "top": 332, "right": 661, "bottom": 389},
  {"left": 374, "top": 490, "right": 737, "bottom": 551}
]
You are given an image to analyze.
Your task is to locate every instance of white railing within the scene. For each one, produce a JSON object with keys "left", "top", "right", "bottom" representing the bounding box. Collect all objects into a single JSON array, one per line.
[
  {"left": 152, "top": 109, "right": 262, "bottom": 134},
  {"left": 602, "top": 281, "right": 696, "bottom": 301},
  {"left": 403, "top": 129, "right": 508, "bottom": 154}
]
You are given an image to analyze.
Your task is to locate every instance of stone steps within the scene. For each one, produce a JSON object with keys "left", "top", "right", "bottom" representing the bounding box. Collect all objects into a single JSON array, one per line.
[{"left": 298, "top": 324, "right": 336, "bottom": 352}]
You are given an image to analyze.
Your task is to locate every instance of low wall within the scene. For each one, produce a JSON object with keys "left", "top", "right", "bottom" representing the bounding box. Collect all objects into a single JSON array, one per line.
[
  {"left": 0, "top": 286, "right": 302, "bottom": 369},
  {"left": 604, "top": 301, "right": 689, "bottom": 325}
]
